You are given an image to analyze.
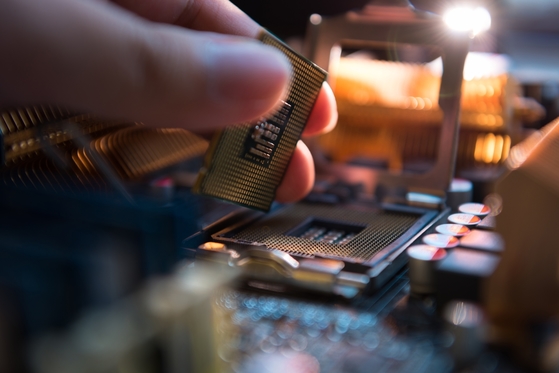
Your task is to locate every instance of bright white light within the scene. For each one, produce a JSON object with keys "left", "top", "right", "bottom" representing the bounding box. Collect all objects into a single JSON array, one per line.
[{"left": 443, "top": 7, "right": 491, "bottom": 36}]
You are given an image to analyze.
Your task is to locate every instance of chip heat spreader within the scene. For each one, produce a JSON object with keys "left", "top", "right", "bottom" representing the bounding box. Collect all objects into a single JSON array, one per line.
[{"left": 194, "top": 30, "right": 327, "bottom": 211}]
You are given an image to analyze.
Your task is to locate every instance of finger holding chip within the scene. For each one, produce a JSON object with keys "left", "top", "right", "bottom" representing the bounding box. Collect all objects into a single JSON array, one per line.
[{"left": 0, "top": 0, "right": 337, "bottom": 205}]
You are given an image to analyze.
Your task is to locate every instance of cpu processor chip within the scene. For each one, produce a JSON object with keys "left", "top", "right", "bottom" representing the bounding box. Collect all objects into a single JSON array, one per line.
[{"left": 194, "top": 30, "right": 327, "bottom": 211}]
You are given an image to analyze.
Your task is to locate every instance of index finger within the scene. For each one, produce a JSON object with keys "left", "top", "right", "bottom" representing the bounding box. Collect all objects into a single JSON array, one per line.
[
  {"left": 111, "top": 0, "right": 338, "bottom": 136},
  {"left": 111, "top": 0, "right": 260, "bottom": 37}
]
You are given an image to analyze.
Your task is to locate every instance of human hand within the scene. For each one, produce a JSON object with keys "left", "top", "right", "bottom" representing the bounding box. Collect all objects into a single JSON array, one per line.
[{"left": 0, "top": 0, "right": 337, "bottom": 203}]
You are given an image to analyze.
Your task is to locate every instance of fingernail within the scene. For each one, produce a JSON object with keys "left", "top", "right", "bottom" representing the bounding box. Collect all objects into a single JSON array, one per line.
[{"left": 205, "top": 40, "right": 291, "bottom": 104}]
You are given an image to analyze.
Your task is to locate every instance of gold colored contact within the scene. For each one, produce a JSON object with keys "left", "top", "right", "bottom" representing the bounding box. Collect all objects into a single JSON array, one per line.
[{"left": 199, "top": 242, "right": 228, "bottom": 252}]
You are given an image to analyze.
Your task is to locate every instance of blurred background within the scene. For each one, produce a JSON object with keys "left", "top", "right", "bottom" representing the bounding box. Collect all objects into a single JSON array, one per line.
[{"left": 235, "top": 0, "right": 559, "bottom": 124}]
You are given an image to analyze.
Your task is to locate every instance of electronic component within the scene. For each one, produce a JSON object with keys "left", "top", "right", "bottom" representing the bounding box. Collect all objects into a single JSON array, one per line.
[
  {"left": 434, "top": 248, "right": 500, "bottom": 305},
  {"left": 407, "top": 244, "right": 447, "bottom": 294},
  {"left": 192, "top": 200, "right": 442, "bottom": 297},
  {"left": 435, "top": 223, "right": 470, "bottom": 237},
  {"left": 443, "top": 301, "right": 487, "bottom": 367},
  {"left": 194, "top": 30, "right": 327, "bottom": 211},
  {"left": 422, "top": 233, "right": 459, "bottom": 248},
  {"left": 458, "top": 202, "right": 491, "bottom": 216},
  {"left": 0, "top": 109, "right": 208, "bottom": 193},
  {"left": 77, "top": 126, "right": 208, "bottom": 180},
  {"left": 0, "top": 106, "right": 129, "bottom": 166},
  {"left": 448, "top": 213, "right": 481, "bottom": 226}
]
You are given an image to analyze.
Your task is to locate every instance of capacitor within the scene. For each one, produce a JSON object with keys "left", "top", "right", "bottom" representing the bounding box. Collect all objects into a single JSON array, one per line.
[
  {"left": 443, "top": 301, "right": 486, "bottom": 367},
  {"left": 423, "top": 233, "right": 459, "bottom": 249},
  {"left": 407, "top": 245, "right": 447, "bottom": 294},
  {"left": 448, "top": 213, "right": 481, "bottom": 226},
  {"left": 458, "top": 203, "right": 491, "bottom": 216},
  {"left": 436, "top": 224, "right": 470, "bottom": 237},
  {"left": 446, "top": 179, "right": 473, "bottom": 211}
]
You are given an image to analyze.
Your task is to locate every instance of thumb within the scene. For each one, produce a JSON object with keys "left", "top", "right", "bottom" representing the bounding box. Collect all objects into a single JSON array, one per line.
[{"left": 0, "top": 0, "right": 291, "bottom": 131}]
